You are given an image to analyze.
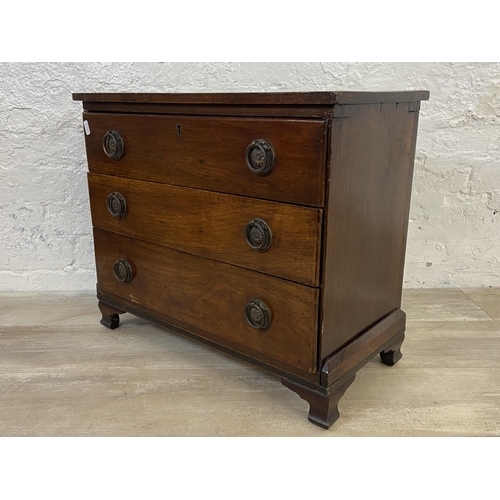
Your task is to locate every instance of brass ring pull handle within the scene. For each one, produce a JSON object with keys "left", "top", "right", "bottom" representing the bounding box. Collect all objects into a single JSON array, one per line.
[
  {"left": 106, "top": 192, "right": 127, "bottom": 219},
  {"left": 245, "top": 299, "right": 272, "bottom": 330},
  {"left": 102, "top": 130, "right": 124, "bottom": 160},
  {"left": 245, "top": 139, "right": 275, "bottom": 175},
  {"left": 113, "top": 259, "right": 134, "bottom": 283},
  {"left": 244, "top": 218, "right": 272, "bottom": 252}
]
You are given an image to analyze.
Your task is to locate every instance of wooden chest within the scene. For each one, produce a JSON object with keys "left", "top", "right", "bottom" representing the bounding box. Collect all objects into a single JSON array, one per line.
[{"left": 73, "top": 91, "right": 429, "bottom": 428}]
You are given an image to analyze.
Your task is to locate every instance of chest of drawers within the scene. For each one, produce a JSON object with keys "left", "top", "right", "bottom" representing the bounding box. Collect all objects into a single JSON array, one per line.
[{"left": 73, "top": 91, "right": 429, "bottom": 429}]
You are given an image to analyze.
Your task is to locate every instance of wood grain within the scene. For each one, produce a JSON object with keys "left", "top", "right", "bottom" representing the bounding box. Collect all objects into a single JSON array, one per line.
[
  {"left": 88, "top": 173, "right": 323, "bottom": 286},
  {"left": 93, "top": 228, "right": 319, "bottom": 373},
  {"left": 83, "top": 113, "right": 328, "bottom": 206},
  {"left": 73, "top": 90, "right": 431, "bottom": 429},
  {"left": 73, "top": 91, "right": 429, "bottom": 106},
  {"left": 96, "top": 291, "right": 320, "bottom": 384},
  {"left": 320, "top": 102, "right": 420, "bottom": 360}
]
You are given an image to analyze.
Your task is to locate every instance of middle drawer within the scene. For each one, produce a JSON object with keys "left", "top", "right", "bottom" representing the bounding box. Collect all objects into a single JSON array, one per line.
[{"left": 88, "top": 173, "right": 322, "bottom": 286}]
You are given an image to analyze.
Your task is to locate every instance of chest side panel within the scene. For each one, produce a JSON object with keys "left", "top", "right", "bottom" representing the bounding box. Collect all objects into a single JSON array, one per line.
[{"left": 320, "top": 102, "right": 420, "bottom": 360}]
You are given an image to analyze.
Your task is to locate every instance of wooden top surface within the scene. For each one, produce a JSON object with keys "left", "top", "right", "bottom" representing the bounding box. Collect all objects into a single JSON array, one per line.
[{"left": 73, "top": 91, "right": 430, "bottom": 106}]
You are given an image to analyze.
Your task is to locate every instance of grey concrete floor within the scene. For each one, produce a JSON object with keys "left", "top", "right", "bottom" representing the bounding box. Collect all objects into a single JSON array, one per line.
[{"left": 0, "top": 289, "right": 499, "bottom": 436}]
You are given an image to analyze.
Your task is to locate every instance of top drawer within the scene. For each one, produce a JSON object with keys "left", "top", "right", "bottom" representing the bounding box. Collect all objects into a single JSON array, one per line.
[{"left": 82, "top": 113, "right": 328, "bottom": 207}]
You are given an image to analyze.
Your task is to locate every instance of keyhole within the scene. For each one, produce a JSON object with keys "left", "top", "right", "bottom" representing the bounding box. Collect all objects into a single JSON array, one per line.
[{"left": 177, "top": 124, "right": 182, "bottom": 136}]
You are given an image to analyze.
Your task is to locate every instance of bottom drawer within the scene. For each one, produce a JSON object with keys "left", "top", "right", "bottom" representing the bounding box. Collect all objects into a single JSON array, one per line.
[{"left": 93, "top": 228, "right": 319, "bottom": 373}]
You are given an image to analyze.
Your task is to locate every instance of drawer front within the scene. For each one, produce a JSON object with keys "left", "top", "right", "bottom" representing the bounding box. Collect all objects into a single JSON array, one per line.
[
  {"left": 89, "top": 173, "right": 322, "bottom": 286},
  {"left": 83, "top": 112, "right": 327, "bottom": 207},
  {"left": 94, "top": 228, "right": 319, "bottom": 373}
]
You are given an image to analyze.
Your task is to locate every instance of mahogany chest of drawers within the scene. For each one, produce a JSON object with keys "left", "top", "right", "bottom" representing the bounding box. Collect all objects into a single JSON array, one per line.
[{"left": 73, "top": 91, "right": 429, "bottom": 429}]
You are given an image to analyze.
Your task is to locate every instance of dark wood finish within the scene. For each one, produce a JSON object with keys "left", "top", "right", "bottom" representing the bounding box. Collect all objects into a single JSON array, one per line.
[
  {"left": 334, "top": 91, "right": 429, "bottom": 105},
  {"left": 75, "top": 90, "right": 429, "bottom": 429},
  {"left": 282, "top": 309, "right": 406, "bottom": 428},
  {"left": 320, "top": 102, "right": 420, "bottom": 360},
  {"left": 83, "top": 113, "right": 328, "bottom": 206},
  {"left": 79, "top": 102, "right": 337, "bottom": 118},
  {"left": 74, "top": 91, "right": 340, "bottom": 105},
  {"left": 73, "top": 91, "right": 430, "bottom": 106},
  {"left": 88, "top": 173, "right": 323, "bottom": 286},
  {"left": 97, "top": 291, "right": 321, "bottom": 384},
  {"left": 282, "top": 375, "right": 356, "bottom": 429},
  {"left": 380, "top": 331, "right": 405, "bottom": 366},
  {"left": 93, "top": 228, "right": 319, "bottom": 373},
  {"left": 320, "top": 309, "right": 406, "bottom": 387},
  {"left": 98, "top": 301, "right": 125, "bottom": 329}
]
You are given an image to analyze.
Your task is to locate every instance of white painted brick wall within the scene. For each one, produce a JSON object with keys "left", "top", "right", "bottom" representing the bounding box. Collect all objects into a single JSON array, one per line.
[{"left": 1, "top": 63, "right": 499, "bottom": 291}]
